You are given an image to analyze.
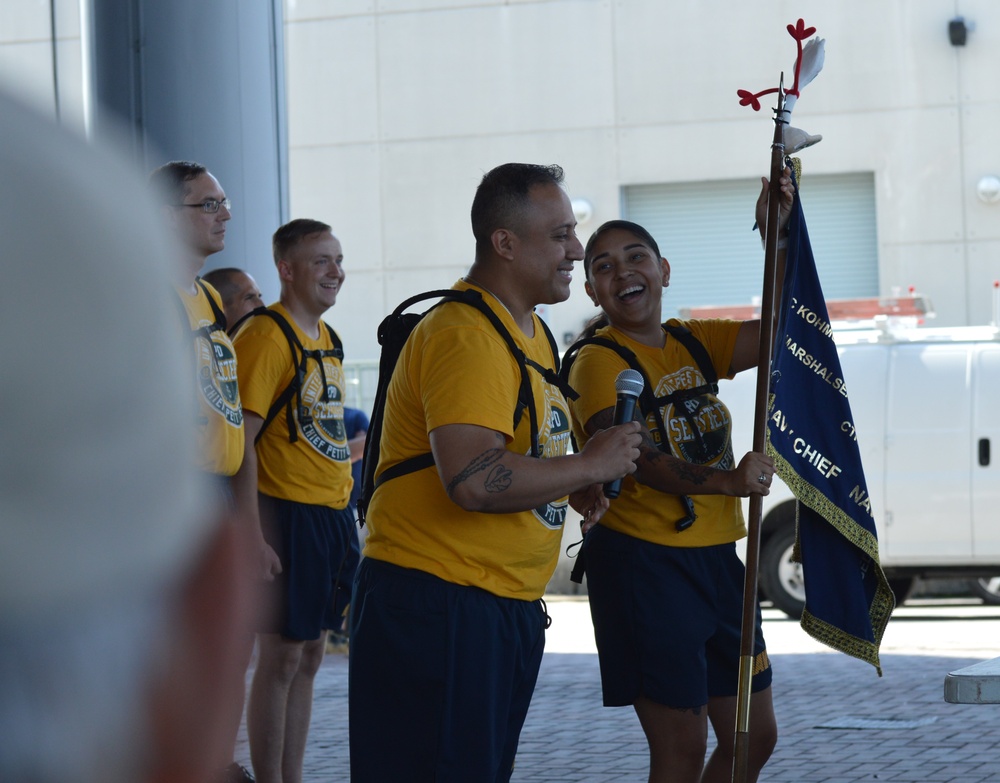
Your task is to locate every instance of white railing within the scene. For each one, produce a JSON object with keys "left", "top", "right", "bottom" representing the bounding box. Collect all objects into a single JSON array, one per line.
[{"left": 342, "top": 360, "right": 380, "bottom": 418}]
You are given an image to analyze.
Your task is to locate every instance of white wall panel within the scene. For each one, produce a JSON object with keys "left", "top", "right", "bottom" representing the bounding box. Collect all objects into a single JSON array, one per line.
[
  {"left": 880, "top": 241, "right": 967, "bottom": 320},
  {"left": 54, "top": 38, "right": 84, "bottom": 129},
  {"left": 379, "top": 0, "right": 501, "bottom": 11},
  {"left": 962, "top": 102, "right": 1000, "bottom": 242},
  {"left": 0, "top": 0, "right": 81, "bottom": 124},
  {"left": 0, "top": 42, "right": 54, "bottom": 113},
  {"left": 376, "top": 0, "right": 614, "bottom": 140},
  {"left": 799, "top": 2, "right": 959, "bottom": 111},
  {"left": 616, "top": 120, "right": 770, "bottom": 185},
  {"left": 286, "top": 15, "right": 378, "bottom": 146},
  {"left": 614, "top": 1, "right": 959, "bottom": 129},
  {"left": 377, "top": 139, "right": 482, "bottom": 271},
  {"left": 53, "top": 0, "right": 78, "bottom": 37},
  {"left": 0, "top": 0, "right": 49, "bottom": 42},
  {"left": 966, "top": 241, "right": 1000, "bottom": 325},
  {"left": 323, "top": 268, "right": 385, "bottom": 362},
  {"left": 613, "top": 0, "right": 778, "bottom": 127},
  {"left": 377, "top": 128, "right": 614, "bottom": 267},
  {"left": 955, "top": 0, "right": 1000, "bottom": 103},
  {"left": 870, "top": 108, "right": 964, "bottom": 246},
  {"left": 285, "top": 0, "right": 373, "bottom": 21},
  {"left": 289, "top": 143, "right": 384, "bottom": 271}
]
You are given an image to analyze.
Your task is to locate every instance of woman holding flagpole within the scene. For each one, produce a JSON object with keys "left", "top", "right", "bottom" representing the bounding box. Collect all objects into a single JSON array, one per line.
[{"left": 565, "top": 169, "right": 793, "bottom": 783}]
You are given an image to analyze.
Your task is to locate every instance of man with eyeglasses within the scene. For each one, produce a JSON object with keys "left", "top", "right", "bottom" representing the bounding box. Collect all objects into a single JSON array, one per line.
[{"left": 150, "top": 161, "right": 273, "bottom": 783}]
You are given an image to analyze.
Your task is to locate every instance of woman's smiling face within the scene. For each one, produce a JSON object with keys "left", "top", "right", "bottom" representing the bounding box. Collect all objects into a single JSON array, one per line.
[{"left": 584, "top": 227, "right": 670, "bottom": 330}]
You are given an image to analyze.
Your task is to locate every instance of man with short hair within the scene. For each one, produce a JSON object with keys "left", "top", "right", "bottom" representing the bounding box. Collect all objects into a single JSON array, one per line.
[
  {"left": 149, "top": 161, "right": 246, "bottom": 480},
  {"left": 202, "top": 267, "right": 266, "bottom": 328},
  {"left": 150, "top": 161, "right": 270, "bottom": 783},
  {"left": 348, "top": 162, "right": 643, "bottom": 782},
  {"left": 232, "top": 219, "right": 362, "bottom": 783}
]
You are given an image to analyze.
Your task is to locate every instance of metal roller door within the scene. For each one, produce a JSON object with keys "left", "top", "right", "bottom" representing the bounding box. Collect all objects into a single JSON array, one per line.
[{"left": 622, "top": 172, "right": 878, "bottom": 320}]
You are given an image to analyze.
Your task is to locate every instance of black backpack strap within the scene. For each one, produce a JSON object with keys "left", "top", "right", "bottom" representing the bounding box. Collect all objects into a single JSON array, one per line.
[
  {"left": 396, "top": 288, "right": 544, "bottom": 453},
  {"left": 195, "top": 278, "right": 227, "bottom": 334},
  {"left": 237, "top": 308, "right": 346, "bottom": 445},
  {"left": 308, "top": 323, "right": 345, "bottom": 407},
  {"left": 228, "top": 304, "right": 265, "bottom": 338},
  {"left": 372, "top": 453, "right": 436, "bottom": 492},
  {"left": 321, "top": 322, "right": 345, "bottom": 360},
  {"left": 360, "top": 289, "right": 472, "bottom": 524},
  {"left": 526, "top": 317, "right": 578, "bottom": 402},
  {"left": 663, "top": 323, "right": 719, "bottom": 386},
  {"left": 252, "top": 309, "right": 306, "bottom": 444},
  {"left": 561, "top": 336, "right": 668, "bottom": 447},
  {"left": 651, "top": 323, "right": 722, "bottom": 462},
  {"left": 466, "top": 295, "right": 542, "bottom": 457}
]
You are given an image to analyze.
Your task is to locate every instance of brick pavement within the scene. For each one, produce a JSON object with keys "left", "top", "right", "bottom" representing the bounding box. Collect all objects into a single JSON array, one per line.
[{"left": 236, "top": 604, "right": 1000, "bottom": 782}]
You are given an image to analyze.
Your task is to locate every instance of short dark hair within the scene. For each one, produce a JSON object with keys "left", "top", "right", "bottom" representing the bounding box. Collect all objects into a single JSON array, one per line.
[
  {"left": 272, "top": 218, "right": 333, "bottom": 263},
  {"left": 200, "top": 267, "right": 245, "bottom": 305},
  {"left": 583, "top": 219, "right": 662, "bottom": 277},
  {"left": 148, "top": 161, "right": 207, "bottom": 205},
  {"left": 470, "top": 163, "right": 565, "bottom": 258}
]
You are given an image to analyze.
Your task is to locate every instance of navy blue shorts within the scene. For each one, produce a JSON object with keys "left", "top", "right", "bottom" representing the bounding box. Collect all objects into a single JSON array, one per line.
[
  {"left": 585, "top": 525, "right": 772, "bottom": 709},
  {"left": 258, "top": 493, "right": 360, "bottom": 641},
  {"left": 348, "top": 558, "right": 547, "bottom": 783}
]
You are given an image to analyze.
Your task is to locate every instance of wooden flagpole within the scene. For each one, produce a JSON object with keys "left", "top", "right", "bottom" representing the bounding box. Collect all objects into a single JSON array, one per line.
[{"left": 732, "top": 76, "right": 786, "bottom": 783}]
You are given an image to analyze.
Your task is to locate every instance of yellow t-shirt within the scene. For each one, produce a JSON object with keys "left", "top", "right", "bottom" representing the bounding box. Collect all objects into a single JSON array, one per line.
[
  {"left": 363, "top": 281, "right": 572, "bottom": 600},
  {"left": 177, "top": 281, "right": 244, "bottom": 476},
  {"left": 234, "top": 303, "right": 352, "bottom": 509},
  {"left": 568, "top": 319, "right": 745, "bottom": 547}
]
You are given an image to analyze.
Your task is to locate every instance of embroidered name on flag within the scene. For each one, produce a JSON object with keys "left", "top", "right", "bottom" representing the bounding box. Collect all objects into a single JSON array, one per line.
[{"left": 766, "top": 172, "right": 894, "bottom": 674}]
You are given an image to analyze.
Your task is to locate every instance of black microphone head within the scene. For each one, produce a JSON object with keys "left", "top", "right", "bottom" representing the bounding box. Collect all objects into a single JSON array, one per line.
[{"left": 614, "top": 368, "right": 644, "bottom": 398}]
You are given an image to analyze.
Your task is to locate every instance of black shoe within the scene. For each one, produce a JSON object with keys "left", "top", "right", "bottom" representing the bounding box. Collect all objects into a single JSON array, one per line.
[{"left": 221, "top": 762, "right": 255, "bottom": 783}]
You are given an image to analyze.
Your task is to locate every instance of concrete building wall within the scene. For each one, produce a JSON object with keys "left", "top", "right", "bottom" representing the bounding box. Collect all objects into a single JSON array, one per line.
[
  {"left": 3, "top": 1, "right": 998, "bottom": 362},
  {"left": 282, "top": 0, "right": 1000, "bottom": 361},
  {"left": 0, "top": 0, "right": 85, "bottom": 130}
]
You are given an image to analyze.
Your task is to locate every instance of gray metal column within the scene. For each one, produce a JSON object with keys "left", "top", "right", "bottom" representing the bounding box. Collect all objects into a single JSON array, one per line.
[{"left": 83, "top": 0, "right": 288, "bottom": 301}]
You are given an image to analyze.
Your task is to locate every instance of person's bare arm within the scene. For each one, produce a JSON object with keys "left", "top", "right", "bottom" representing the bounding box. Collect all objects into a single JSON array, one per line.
[
  {"left": 428, "top": 421, "right": 642, "bottom": 514},
  {"left": 230, "top": 412, "right": 282, "bottom": 580},
  {"left": 348, "top": 428, "right": 366, "bottom": 463},
  {"left": 584, "top": 407, "right": 773, "bottom": 498}
]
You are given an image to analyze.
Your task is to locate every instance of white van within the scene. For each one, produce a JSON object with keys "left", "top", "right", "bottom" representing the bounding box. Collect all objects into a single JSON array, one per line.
[{"left": 724, "top": 315, "right": 1000, "bottom": 618}]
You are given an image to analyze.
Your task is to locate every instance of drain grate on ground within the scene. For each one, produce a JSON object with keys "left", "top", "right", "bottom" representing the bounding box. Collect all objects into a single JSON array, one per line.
[{"left": 815, "top": 716, "right": 938, "bottom": 730}]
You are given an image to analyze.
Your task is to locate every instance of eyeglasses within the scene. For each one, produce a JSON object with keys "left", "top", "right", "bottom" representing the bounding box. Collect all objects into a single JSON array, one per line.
[{"left": 174, "top": 198, "right": 231, "bottom": 214}]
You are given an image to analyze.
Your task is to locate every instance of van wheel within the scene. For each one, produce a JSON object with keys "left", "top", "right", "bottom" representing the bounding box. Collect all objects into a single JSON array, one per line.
[
  {"left": 886, "top": 577, "right": 914, "bottom": 605},
  {"left": 759, "top": 524, "right": 805, "bottom": 620},
  {"left": 970, "top": 576, "right": 1000, "bottom": 605}
]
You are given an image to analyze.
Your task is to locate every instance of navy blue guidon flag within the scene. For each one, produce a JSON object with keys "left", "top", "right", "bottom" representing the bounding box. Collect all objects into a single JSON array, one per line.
[{"left": 765, "top": 167, "right": 894, "bottom": 674}]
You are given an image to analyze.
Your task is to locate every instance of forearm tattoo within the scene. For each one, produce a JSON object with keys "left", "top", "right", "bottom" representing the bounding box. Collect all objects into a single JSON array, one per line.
[
  {"left": 590, "top": 406, "right": 712, "bottom": 487},
  {"left": 662, "top": 457, "right": 712, "bottom": 486},
  {"left": 446, "top": 445, "right": 512, "bottom": 495}
]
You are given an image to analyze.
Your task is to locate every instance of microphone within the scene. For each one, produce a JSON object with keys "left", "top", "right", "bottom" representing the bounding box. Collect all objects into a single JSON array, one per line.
[{"left": 603, "top": 369, "right": 644, "bottom": 499}]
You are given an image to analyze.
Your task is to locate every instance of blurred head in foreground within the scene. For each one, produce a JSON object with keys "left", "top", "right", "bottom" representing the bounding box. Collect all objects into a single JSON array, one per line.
[{"left": 0, "top": 91, "right": 251, "bottom": 783}]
